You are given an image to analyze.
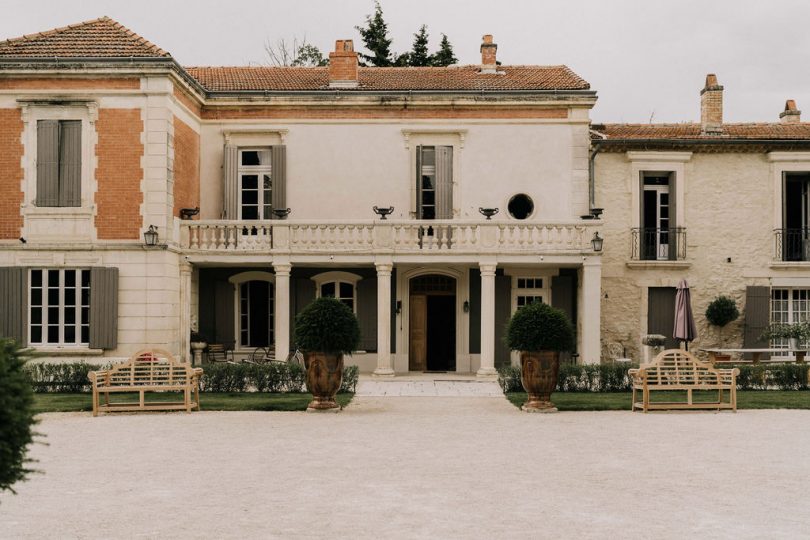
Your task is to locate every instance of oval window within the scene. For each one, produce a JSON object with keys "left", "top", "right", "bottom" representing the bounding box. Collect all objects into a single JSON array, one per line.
[{"left": 507, "top": 194, "right": 534, "bottom": 220}]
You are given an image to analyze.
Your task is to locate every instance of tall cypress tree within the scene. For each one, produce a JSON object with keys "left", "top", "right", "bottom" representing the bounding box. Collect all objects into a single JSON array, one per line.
[
  {"left": 408, "top": 25, "right": 431, "bottom": 67},
  {"left": 431, "top": 34, "right": 458, "bottom": 67},
  {"left": 355, "top": 1, "right": 394, "bottom": 67}
]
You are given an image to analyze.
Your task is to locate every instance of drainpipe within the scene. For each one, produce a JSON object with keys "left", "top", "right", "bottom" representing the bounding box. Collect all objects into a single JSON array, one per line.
[{"left": 588, "top": 130, "right": 607, "bottom": 211}]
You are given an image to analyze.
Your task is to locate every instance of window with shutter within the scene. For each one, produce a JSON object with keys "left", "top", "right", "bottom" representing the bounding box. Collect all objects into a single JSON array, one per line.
[
  {"left": 416, "top": 145, "right": 453, "bottom": 219},
  {"left": 36, "top": 120, "right": 81, "bottom": 208}
]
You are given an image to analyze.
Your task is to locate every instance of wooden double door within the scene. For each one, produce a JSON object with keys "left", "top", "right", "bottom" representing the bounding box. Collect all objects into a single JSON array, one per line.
[{"left": 409, "top": 275, "right": 456, "bottom": 372}]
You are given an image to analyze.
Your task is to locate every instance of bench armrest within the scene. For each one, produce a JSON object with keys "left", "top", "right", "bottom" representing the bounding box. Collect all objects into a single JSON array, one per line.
[
  {"left": 87, "top": 370, "right": 109, "bottom": 385},
  {"left": 628, "top": 367, "right": 645, "bottom": 383}
]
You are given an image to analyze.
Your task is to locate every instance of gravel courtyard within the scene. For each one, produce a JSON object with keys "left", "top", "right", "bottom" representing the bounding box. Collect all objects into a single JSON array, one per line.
[{"left": 1, "top": 397, "right": 809, "bottom": 539}]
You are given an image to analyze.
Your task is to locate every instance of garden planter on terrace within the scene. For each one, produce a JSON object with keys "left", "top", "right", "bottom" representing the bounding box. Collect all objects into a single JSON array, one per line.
[
  {"left": 520, "top": 351, "right": 560, "bottom": 412},
  {"left": 304, "top": 352, "right": 344, "bottom": 410}
]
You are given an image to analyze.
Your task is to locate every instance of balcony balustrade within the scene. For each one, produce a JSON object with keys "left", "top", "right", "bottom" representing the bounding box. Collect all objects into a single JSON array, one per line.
[
  {"left": 774, "top": 228, "right": 810, "bottom": 262},
  {"left": 630, "top": 227, "right": 687, "bottom": 261},
  {"left": 180, "top": 220, "right": 597, "bottom": 255}
]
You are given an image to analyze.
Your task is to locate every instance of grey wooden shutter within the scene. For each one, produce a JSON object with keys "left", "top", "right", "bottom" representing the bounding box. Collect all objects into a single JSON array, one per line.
[
  {"left": 647, "top": 287, "right": 678, "bottom": 349},
  {"left": 36, "top": 120, "right": 60, "bottom": 207},
  {"left": 356, "top": 277, "right": 377, "bottom": 351},
  {"left": 494, "top": 274, "right": 511, "bottom": 368},
  {"left": 89, "top": 267, "right": 118, "bottom": 349},
  {"left": 271, "top": 145, "right": 287, "bottom": 216},
  {"left": 668, "top": 172, "right": 677, "bottom": 260},
  {"left": 58, "top": 120, "right": 82, "bottom": 207},
  {"left": 413, "top": 146, "right": 422, "bottom": 215},
  {"left": 435, "top": 146, "right": 453, "bottom": 219},
  {"left": 222, "top": 145, "right": 238, "bottom": 219},
  {"left": 468, "top": 269, "right": 481, "bottom": 354},
  {"left": 291, "top": 278, "right": 316, "bottom": 345},
  {"left": 0, "top": 267, "right": 27, "bottom": 345},
  {"left": 552, "top": 273, "right": 577, "bottom": 361},
  {"left": 214, "top": 279, "right": 235, "bottom": 347},
  {"left": 743, "top": 286, "right": 771, "bottom": 359}
]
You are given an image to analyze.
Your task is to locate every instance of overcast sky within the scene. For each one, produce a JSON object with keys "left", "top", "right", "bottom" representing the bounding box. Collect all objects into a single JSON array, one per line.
[{"left": 2, "top": 0, "right": 808, "bottom": 123}]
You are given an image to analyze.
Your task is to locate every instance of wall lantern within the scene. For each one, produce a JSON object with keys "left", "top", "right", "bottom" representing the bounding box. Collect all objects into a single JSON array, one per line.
[
  {"left": 591, "top": 231, "right": 604, "bottom": 252},
  {"left": 395, "top": 300, "right": 402, "bottom": 314},
  {"left": 144, "top": 225, "right": 159, "bottom": 247},
  {"left": 463, "top": 300, "right": 470, "bottom": 313}
]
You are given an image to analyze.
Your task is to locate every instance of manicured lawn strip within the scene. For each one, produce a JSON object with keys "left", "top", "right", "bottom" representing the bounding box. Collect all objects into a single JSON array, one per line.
[
  {"left": 32, "top": 392, "right": 354, "bottom": 414},
  {"left": 505, "top": 391, "right": 810, "bottom": 411}
]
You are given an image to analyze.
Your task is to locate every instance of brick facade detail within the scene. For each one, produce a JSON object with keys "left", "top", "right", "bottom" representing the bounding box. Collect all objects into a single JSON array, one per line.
[
  {"left": 0, "top": 78, "right": 140, "bottom": 90},
  {"left": 0, "top": 109, "right": 23, "bottom": 239},
  {"left": 95, "top": 108, "right": 143, "bottom": 239},
  {"left": 172, "top": 116, "right": 199, "bottom": 218}
]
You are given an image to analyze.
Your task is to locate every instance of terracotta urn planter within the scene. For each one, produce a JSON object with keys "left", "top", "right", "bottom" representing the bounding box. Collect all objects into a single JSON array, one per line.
[
  {"left": 304, "top": 352, "right": 344, "bottom": 410},
  {"left": 520, "top": 351, "right": 560, "bottom": 412}
]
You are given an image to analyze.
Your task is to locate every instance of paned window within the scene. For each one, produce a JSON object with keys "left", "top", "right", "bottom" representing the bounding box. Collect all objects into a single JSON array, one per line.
[
  {"left": 514, "top": 277, "right": 545, "bottom": 309},
  {"left": 319, "top": 281, "right": 356, "bottom": 312},
  {"left": 238, "top": 149, "right": 272, "bottom": 220},
  {"left": 29, "top": 269, "right": 90, "bottom": 346},
  {"left": 771, "top": 288, "right": 810, "bottom": 355}
]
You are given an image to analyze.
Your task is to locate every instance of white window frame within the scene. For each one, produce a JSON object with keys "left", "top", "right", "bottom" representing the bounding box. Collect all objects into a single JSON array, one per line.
[
  {"left": 771, "top": 287, "right": 810, "bottom": 357},
  {"left": 228, "top": 271, "right": 275, "bottom": 351},
  {"left": 237, "top": 147, "right": 272, "bottom": 221},
  {"left": 642, "top": 175, "right": 671, "bottom": 260},
  {"left": 20, "top": 101, "right": 97, "bottom": 211},
  {"left": 312, "top": 271, "right": 362, "bottom": 313},
  {"left": 28, "top": 268, "right": 90, "bottom": 347},
  {"left": 402, "top": 130, "right": 465, "bottom": 218},
  {"left": 511, "top": 275, "right": 550, "bottom": 312}
]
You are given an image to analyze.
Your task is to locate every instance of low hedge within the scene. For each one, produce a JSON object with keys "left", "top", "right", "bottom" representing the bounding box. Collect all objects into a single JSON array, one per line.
[
  {"left": 23, "top": 361, "right": 360, "bottom": 394},
  {"left": 498, "top": 362, "right": 810, "bottom": 393}
]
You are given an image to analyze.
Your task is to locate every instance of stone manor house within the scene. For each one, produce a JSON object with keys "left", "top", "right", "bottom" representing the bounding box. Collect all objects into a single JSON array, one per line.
[{"left": 0, "top": 17, "right": 808, "bottom": 371}]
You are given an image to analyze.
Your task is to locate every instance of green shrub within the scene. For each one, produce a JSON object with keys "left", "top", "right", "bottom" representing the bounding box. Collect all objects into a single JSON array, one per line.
[
  {"left": 504, "top": 302, "right": 574, "bottom": 352},
  {"left": 23, "top": 362, "right": 102, "bottom": 393},
  {"left": 294, "top": 297, "right": 361, "bottom": 355},
  {"left": 340, "top": 365, "right": 360, "bottom": 394},
  {"left": 705, "top": 296, "right": 740, "bottom": 327},
  {"left": 734, "top": 363, "right": 808, "bottom": 391},
  {"left": 760, "top": 322, "right": 808, "bottom": 341},
  {"left": 498, "top": 362, "right": 637, "bottom": 393},
  {"left": 281, "top": 363, "right": 307, "bottom": 393},
  {"left": 0, "top": 339, "right": 36, "bottom": 494}
]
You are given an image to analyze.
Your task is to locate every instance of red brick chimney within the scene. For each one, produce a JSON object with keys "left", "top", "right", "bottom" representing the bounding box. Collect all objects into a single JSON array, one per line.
[
  {"left": 480, "top": 34, "right": 498, "bottom": 73},
  {"left": 329, "top": 39, "right": 358, "bottom": 88},
  {"left": 700, "top": 73, "right": 724, "bottom": 134},
  {"left": 780, "top": 99, "right": 801, "bottom": 124}
]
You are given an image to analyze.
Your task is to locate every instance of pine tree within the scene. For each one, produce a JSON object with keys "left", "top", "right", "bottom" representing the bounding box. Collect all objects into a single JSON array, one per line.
[
  {"left": 431, "top": 34, "right": 458, "bottom": 67},
  {"left": 355, "top": 1, "right": 394, "bottom": 67},
  {"left": 408, "top": 25, "right": 431, "bottom": 67}
]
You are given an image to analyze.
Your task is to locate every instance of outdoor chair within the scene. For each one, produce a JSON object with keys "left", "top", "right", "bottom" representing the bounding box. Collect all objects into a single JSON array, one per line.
[{"left": 206, "top": 342, "right": 235, "bottom": 363}]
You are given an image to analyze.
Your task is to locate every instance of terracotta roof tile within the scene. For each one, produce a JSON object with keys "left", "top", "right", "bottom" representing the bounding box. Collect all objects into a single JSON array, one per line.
[
  {"left": 184, "top": 65, "right": 591, "bottom": 92},
  {"left": 592, "top": 123, "right": 810, "bottom": 140},
  {"left": 0, "top": 16, "right": 169, "bottom": 58}
]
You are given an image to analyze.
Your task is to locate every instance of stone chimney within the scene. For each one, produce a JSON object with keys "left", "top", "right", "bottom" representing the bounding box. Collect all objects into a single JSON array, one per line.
[
  {"left": 480, "top": 34, "right": 498, "bottom": 74},
  {"left": 780, "top": 99, "right": 801, "bottom": 124},
  {"left": 700, "top": 73, "right": 724, "bottom": 134},
  {"left": 329, "top": 39, "right": 358, "bottom": 88}
]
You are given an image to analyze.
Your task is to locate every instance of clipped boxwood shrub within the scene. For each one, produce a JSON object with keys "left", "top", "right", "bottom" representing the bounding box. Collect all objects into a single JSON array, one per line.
[
  {"left": 294, "top": 297, "right": 361, "bottom": 355},
  {"left": 504, "top": 302, "right": 574, "bottom": 352},
  {"left": 24, "top": 362, "right": 102, "bottom": 393},
  {"left": 497, "top": 362, "right": 637, "bottom": 393},
  {"left": 0, "top": 339, "right": 36, "bottom": 494},
  {"left": 705, "top": 296, "right": 739, "bottom": 327}
]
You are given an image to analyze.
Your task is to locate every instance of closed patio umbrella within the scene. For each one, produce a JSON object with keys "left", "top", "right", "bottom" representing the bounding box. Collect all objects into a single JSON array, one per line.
[{"left": 674, "top": 279, "right": 698, "bottom": 350}]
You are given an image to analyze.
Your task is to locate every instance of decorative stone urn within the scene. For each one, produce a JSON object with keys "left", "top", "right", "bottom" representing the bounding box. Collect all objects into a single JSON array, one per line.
[
  {"left": 304, "top": 352, "right": 344, "bottom": 411},
  {"left": 520, "top": 351, "right": 560, "bottom": 412},
  {"left": 190, "top": 341, "right": 207, "bottom": 365}
]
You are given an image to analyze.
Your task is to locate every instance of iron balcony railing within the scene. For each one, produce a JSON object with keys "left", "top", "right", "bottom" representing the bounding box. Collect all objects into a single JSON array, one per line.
[
  {"left": 630, "top": 227, "right": 687, "bottom": 261},
  {"left": 774, "top": 228, "right": 810, "bottom": 262}
]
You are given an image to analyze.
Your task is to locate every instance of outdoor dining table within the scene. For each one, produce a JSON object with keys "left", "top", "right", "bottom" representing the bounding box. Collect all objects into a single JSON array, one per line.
[{"left": 701, "top": 348, "right": 807, "bottom": 364}]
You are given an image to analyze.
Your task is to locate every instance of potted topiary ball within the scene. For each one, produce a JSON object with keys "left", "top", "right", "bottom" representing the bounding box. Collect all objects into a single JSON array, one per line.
[
  {"left": 294, "top": 297, "right": 361, "bottom": 411},
  {"left": 504, "top": 302, "right": 575, "bottom": 412},
  {"left": 705, "top": 296, "right": 739, "bottom": 362}
]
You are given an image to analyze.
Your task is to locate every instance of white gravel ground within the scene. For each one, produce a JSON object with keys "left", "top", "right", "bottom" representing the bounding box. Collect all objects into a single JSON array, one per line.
[{"left": 1, "top": 398, "right": 809, "bottom": 539}]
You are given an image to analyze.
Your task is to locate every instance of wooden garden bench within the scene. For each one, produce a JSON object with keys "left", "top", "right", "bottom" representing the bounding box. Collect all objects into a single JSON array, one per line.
[
  {"left": 88, "top": 349, "right": 204, "bottom": 416},
  {"left": 629, "top": 349, "right": 739, "bottom": 412}
]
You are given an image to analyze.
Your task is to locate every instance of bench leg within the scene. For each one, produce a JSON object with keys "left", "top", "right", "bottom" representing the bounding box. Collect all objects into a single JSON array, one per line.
[
  {"left": 140, "top": 389, "right": 145, "bottom": 409},
  {"left": 687, "top": 388, "right": 693, "bottom": 406},
  {"left": 631, "top": 387, "right": 636, "bottom": 411},
  {"left": 185, "top": 386, "right": 191, "bottom": 413},
  {"left": 195, "top": 381, "right": 201, "bottom": 411},
  {"left": 643, "top": 386, "right": 649, "bottom": 413},
  {"left": 92, "top": 388, "right": 98, "bottom": 417}
]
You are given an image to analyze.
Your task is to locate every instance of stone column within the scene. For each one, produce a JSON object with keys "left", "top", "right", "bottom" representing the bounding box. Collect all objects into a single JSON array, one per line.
[
  {"left": 373, "top": 262, "right": 395, "bottom": 377},
  {"left": 578, "top": 259, "right": 602, "bottom": 364},
  {"left": 477, "top": 262, "right": 498, "bottom": 377},
  {"left": 273, "top": 262, "right": 291, "bottom": 361},
  {"left": 179, "top": 261, "right": 192, "bottom": 363}
]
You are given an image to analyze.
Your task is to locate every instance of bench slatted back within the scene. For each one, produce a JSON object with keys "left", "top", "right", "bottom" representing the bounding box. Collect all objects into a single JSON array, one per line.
[
  {"left": 641, "top": 349, "right": 735, "bottom": 385},
  {"left": 103, "top": 349, "right": 195, "bottom": 387}
]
